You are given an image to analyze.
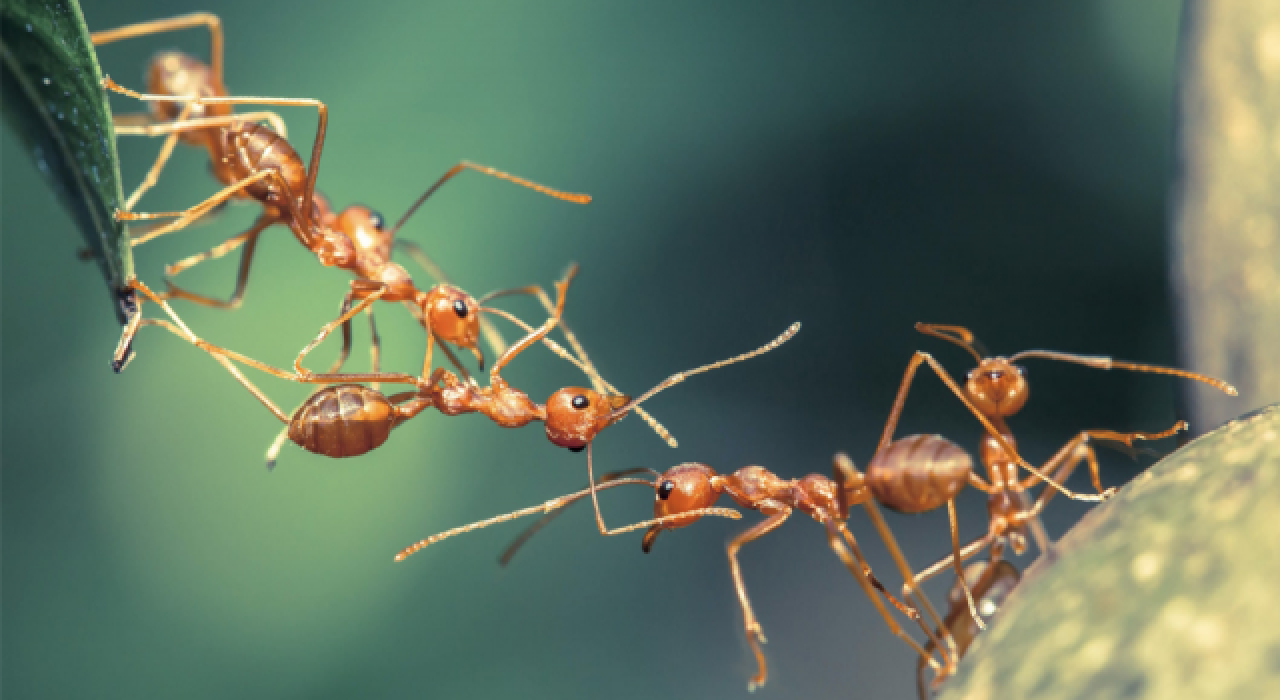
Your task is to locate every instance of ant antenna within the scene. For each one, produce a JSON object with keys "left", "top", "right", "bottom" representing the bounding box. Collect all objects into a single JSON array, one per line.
[
  {"left": 916, "top": 323, "right": 987, "bottom": 363},
  {"left": 608, "top": 322, "right": 802, "bottom": 424},
  {"left": 394, "top": 479, "right": 740, "bottom": 561},
  {"left": 390, "top": 161, "right": 591, "bottom": 237},
  {"left": 499, "top": 467, "right": 662, "bottom": 566},
  {"left": 1007, "top": 350, "right": 1238, "bottom": 396}
]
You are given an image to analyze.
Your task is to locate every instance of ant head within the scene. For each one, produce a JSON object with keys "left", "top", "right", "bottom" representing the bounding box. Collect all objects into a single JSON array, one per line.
[
  {"left": 964, "top": 357, "right": 1029, "bottom": 417},
  {"left": 642, "top": 463, "right": 720, "bottom": 551},
  {"left": 334, "top": 205, "right": 391, "bottom": 259},
  {"left": 420, "top": 284, "right": 482, "bottom": 350},
  {"left": 544, "top": 389, "right": 631, "bottom": 449}
]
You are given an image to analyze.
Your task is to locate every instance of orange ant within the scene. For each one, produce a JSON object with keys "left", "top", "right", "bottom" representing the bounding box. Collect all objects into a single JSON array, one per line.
[
  {"left": 127, "top": 266, "right": 797, "bottom": 505},
  {"left": 916, "top": 559, "right": 1020, "bottom": 699},
  {"left": 865, "top": 323, "right": 1236, "bottom": 628},
  {"left": 489, "top": 444, "right": 992, "bottom": 690},
  {"left": 93, "top": 14, "right": 589, "bottom": 375}
]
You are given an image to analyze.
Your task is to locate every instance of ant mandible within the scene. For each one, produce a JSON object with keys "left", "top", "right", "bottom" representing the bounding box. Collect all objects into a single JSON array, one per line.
[
  {"left": 863, "top": 323, "right": 1235, "bottom": 627},
  {"left": 94, "top": 14, "right": 589, "bottom": 376}
]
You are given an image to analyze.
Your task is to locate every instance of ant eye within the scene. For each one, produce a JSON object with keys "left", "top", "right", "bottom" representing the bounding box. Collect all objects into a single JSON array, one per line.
[
  {"left": 571, "top": 395, "right": 589, "bottom": 410},
  {"left": 568, "top": 445, "right": 585, "bottom": 453},
  {"left": 452, "top": 299, "right": 469, "bottom": 318},
  {"left": 658, "top": 481, "right": 675, "bottom": 500},
  {"left": 1015, "top": 365, "right": 1027, "bottom": 377},
  {"left": 369, "top": 211, "right": 384, "bottom": 229}
]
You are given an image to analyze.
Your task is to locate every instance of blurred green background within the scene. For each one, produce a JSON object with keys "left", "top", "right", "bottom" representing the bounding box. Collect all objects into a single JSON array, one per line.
[{"left": 3, "top": 1, "right": 1194, "bottom": 698}]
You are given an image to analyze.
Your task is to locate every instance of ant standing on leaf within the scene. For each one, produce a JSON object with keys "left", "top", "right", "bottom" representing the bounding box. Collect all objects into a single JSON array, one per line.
[
  {"left": 92, "top": 13, "right": 590, "bottom": 376},
  {"left": 867, "top": 322, "right": 1236, "bottom": 630}
]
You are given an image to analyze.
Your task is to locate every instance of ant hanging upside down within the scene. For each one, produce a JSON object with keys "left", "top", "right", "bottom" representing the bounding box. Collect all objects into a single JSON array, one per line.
[{"left": 94, "top": 13, "right": 590, "bottom": 378}]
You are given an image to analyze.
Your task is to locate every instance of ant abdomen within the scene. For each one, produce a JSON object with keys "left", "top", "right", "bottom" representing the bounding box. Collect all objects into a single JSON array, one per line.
[
  {"left": 287, "top": 385, "right": 400, "bottom": 458},
  {"left": 212, "top": 123, "right": 307, "bottom": 206},
  {"left": 866, "top": 434, "right": 973, "bottom": 513}
]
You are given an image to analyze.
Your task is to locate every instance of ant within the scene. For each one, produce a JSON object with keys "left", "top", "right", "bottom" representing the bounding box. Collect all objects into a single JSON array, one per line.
[
  {"left": 916, "top": 558, "right": 1020, "bottom": 699},
  {"left": 128, "top": 263, "right": 799, "bottom": 528},
  {"left": 865, "top": 323, "right": 1236, "bottom": 627},
  {"left": 490, "top": 446, "right": 992, "bottom": 690},
  {"left": 93, "top": 14, "right": 590, "bottom": 376}
]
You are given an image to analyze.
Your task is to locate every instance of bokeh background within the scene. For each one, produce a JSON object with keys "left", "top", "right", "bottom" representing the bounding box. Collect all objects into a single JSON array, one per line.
[{"left": 3, "top": 1, "right": 1205, "bottom": 698}]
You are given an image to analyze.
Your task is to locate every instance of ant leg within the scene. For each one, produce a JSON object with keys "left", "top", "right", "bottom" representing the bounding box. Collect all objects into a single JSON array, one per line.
[
  {"left": 112, "top": 113, "right": 153, "bottom": 129},
  {"left": 102, "top": 78, "right": 329, "bottom": 225},
  {"left": 826, "top": 526, "right": 944, "bottom": 674},
  {"left": 398, "top": 239, "right": 509, "bottom": 360},
  {"left": 115, "top": 111, "right": 289, "bottom": 140},
  {"left": 326, "top": 292, "right": 357, "bottom": 375},
  {"left": 295, "top": 285, "right": 388, "bottom": 376},
  {"left": 910, "top": 531, "right": 998, "bottom": 596},
  {"left": 724, "top": 511, "right": 791, "bottom": 691},
  {"left": 946, "top": 501, "right": 985, "bottom": 630},
  {"left": 164, "top": 215, "right": 273, "bottom": 309},
  {"left": 136, "top": 319, "right": 289, "bottom": 423},
  {"left": 489, "top": 264, "right": 578, "bottom": 380},
  {"left": 92, "top": 13, "right": 225, "bottom": 82},
  {"left": 367, "top": 307, "right": 381, "bottom": 392},
  {"left": 122, "top": 279, "right": 289, "bottom": 422},
  {"left": 265, "top": 427, "right": 291, "bottom": 469},
  {"left": 122, "top": 102, "right": 194, "bottom": 210},
  {"left": 833, "top": 454, "right": 956, "bottom": 661},
  {"left": 124, "top": 169, "right": 275, "bottom": 245},
  {"left": 130, "top": 275, "right": 422, "bottom": 388}
]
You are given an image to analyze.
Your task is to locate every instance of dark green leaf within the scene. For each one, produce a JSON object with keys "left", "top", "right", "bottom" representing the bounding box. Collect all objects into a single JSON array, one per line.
[{"left": 1, "top": 0, "right": 133, "bottom": 323}]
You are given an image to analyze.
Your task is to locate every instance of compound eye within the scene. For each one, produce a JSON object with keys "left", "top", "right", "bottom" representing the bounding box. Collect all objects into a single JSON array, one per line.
[
  {"left": 966, "top": 369, "right": 975, "bottom": 381},
  {"left": 568, "top": 445, "right": 585, "bottom": 453},
  {"left": 571, "top": 394, "right": 589, "bottom": 410},
  {"left": 657, "top": 481, "right": 675, "bottom": 500},
  {"left": 452, "top": 299, "right": 469, "bottom": 318},
  {"left": 1015, "top": 365, "right": 1027, "bottom": 377},
  {"left": 369, "top": 210, "right": 385, "bottom": 230}
]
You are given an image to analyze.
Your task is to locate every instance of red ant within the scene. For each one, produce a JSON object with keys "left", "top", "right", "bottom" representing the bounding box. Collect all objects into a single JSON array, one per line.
[
  {"left": 483, "top": 445, "right": 998, "bottom": 690},
  {"left": 864, "top": 323, "right": 1236, "bottom": 628},
  {"left": 93, "top": 14, "right": 589, "bottom": 376},
  {"left": 916, "top": 558, "right": 1020, "bottom": 699},
  {"left": 128, "top": 266, "right": 799, "bottom": 519}
]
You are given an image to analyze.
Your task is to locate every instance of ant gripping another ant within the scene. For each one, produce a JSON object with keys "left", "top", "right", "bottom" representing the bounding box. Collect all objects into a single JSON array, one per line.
[
  {"left": 492, "top": 443, "right": 995, "bottom": 690},
  {"left": 866, "top": 323, "right": 1235, "bottom": 630},
  {"left": 93, "top": 14, "right": 589, "bottom": 376},
  {"left": 130, "top": 263, "right": 802, "bottom": 545}
]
